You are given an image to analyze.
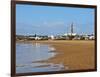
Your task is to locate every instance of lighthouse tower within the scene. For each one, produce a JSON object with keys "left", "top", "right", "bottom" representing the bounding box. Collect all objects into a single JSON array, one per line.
[
  {"left": 69, "top": 23, "right": 76, "bottom": 40},
  {"left": 71, "top": 23, "right": 74, "bottom": 35}
]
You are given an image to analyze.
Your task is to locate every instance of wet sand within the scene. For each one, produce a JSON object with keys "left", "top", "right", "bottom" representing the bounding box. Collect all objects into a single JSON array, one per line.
[{"left": 17, "top": 40, "right": 95, "bottom": 71}]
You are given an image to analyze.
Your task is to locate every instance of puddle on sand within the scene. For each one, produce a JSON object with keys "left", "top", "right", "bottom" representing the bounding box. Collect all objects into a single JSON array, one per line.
[{"left": 16, "top": 42, "right": 67, "bottom": 73}]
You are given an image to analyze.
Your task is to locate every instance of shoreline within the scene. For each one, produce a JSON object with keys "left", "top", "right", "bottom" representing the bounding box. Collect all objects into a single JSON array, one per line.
[{"left": 16, "top": 40, "right": 95, "bottom": 70}]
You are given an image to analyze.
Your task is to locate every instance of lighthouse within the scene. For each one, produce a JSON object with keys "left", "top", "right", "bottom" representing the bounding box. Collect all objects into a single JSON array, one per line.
[
  {"left": 71, "top": 23, "right": 74, "bottom": 36},
  {"left": 64, "top": 23, "right": 77, "bottom": 40}
]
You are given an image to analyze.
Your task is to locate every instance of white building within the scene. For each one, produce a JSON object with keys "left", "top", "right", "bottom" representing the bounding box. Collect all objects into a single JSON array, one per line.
[
  {"left": 89, "top": 35, "right": 95, "bottom": 40},
  {"left": 35, "top": 36, "right": 41, "bottom": 40},
  {"left": 64, "top": 33, "right": 77, "bottom": 36},
  {"left": 50, "top": 35, "right": 55, "bottom": 40}
]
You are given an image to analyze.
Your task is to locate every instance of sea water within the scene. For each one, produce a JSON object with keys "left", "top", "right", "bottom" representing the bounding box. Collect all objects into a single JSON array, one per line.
[{"left": 16, "top": 42, "right": 65, "bottom": 73}]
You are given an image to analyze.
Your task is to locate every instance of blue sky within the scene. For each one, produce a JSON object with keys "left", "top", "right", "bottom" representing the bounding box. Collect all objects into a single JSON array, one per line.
[{"left": 16, "top": 4, "right": 95, "bottom": 35}]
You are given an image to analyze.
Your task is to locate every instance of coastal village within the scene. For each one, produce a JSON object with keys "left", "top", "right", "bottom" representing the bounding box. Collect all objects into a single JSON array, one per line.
[{"left": 16, "top": 23, "right": 95, "bottom": 41}]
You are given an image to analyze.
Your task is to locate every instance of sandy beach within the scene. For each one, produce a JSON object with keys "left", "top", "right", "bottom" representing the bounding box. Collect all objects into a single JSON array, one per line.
[{"left": 17, "top": 40, "right": 95, "bottom": 71}]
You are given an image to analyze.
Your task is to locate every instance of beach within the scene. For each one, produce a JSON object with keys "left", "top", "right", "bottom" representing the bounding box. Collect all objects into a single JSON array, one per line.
[{"left": 17, "top": 40, "right": 95, "bottom": 71}]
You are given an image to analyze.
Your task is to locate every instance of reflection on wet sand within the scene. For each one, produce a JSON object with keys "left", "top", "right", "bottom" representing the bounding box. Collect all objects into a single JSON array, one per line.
[{"left": 16, "top": 42, "right": 66, "bottom": 73}]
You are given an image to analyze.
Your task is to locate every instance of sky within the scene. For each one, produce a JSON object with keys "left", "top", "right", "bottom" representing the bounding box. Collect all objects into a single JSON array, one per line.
[{"left": 16, "top": 4, "right": 95, "bottom": 36}]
